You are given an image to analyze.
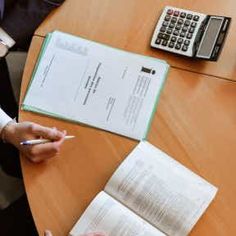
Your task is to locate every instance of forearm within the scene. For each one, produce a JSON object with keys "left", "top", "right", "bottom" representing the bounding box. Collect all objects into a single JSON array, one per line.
[{"left": 0, "top": 0, "right": 65, "bottom": 49}]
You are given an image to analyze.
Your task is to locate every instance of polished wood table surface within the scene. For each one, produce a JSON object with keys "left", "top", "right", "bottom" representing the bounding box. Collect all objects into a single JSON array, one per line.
[
  {"left": 20, "top": 36, "right": 236, "bottom": 236},
  {"left": 36, "top": 0, "right": 236, "bottom": 81},
  {"left": 20, "top": 1, "right": 236, "bottom": 235}
]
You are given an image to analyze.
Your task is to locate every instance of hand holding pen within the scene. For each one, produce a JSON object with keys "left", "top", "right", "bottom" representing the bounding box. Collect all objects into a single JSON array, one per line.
[
  {"left": 2, "top": 121, "right": 72, "bottom": 163},
  {"left": 20, "top": 135, "right": 75, "bottom": 145}
]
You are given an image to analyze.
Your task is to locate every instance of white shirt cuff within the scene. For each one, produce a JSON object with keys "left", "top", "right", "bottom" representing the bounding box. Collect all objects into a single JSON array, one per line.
[
  {"left": 0, "top": 28, "right": 16, "bottom": 48},
  {"left": 0, "top": 108, "right": 12, "bottom": 136}
]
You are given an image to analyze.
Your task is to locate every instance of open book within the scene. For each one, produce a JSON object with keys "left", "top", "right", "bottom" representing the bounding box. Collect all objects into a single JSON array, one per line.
[
  {"left": 69, "top": 141, "right": 217, "bottom": 236},
  {"left": 22, "top": 31, "right": 169, "bottom": 140}
]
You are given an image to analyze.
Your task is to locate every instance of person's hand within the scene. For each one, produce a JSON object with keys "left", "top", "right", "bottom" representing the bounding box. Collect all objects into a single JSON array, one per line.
[
  {"left": 80, "top": 234, "right": 105, "bottom": 236},
  {"left": 44, "top": 230, "right": 105, "bottom": 236},
  {"left": 3, "top": 121, "right": 66, "bottom": 163}
]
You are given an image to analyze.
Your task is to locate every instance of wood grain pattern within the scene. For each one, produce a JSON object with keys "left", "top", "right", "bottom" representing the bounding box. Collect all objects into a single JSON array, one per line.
[
  {"left": 20, "top": 36, "right": 236, "bottom": 236},
  {"left": 35, "top": 0, "right": 236, "bottom": 80}
]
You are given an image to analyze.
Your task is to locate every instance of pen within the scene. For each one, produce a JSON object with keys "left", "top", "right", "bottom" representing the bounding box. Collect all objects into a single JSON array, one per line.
[{"left": 20, "top": 135, "right": 75, "bottom": 146}]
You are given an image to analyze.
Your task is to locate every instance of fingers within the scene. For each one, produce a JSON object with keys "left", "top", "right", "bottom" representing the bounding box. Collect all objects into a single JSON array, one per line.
[
  {"left": 27, "top": 123, "right": 64, "bottom": 141},
  {"left": 44, "top": 230, "right": 105, "bottom": 236},
  {"left": 28, "top": 143, "right": 59, "bottom": 162},
  {"left": 80, "top": 233, "right": 106, "bottom": 236},
  {"left": 24, "top": 135, "right": 66, "bottom": 163},
  {"left": 44, "top": 231, "right": 105, "bottom": 236},
  {"left": 44, "top": 230, "right": 53, "bottom": 236}
]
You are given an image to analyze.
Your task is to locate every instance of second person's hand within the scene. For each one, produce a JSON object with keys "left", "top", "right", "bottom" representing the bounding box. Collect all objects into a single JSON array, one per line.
[{"left": 44, "top": 230, "right": 106, "bottom": 236}]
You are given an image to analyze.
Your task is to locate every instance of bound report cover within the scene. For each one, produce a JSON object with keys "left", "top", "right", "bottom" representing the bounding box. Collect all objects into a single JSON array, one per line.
[
  {"left": 22, "top": 31, "right": 169, "bottom": 140},
  {"left": 70, "top": 141, "right": 218, "bottom": 236}
]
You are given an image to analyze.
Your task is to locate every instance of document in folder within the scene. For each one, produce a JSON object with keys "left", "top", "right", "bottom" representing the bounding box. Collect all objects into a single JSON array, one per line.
[{"left": 22, "top": 31, "right": 169, "bottom": 140}]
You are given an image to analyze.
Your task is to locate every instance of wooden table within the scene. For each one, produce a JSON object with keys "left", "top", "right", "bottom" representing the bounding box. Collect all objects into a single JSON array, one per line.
[
  {"left": 36, "top": 0, "right": 236, "bottom": 81},
  {"left": 19, "top": 1, "right": 236, "bottom": 235}
]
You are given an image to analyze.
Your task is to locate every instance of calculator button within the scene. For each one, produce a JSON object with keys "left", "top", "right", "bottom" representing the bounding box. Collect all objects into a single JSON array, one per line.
[
  {"left": 175, "top": 43, "right": 181, "bottom": 50},
  {"left": 173, "top": 30, "right": 179, "bottom": 36},
  {"left": 168, "top": 42, "right": 175, "bottom": 48},
  {"left": 184, "top": 20, "right": 190, "bottom": 26},
  {"left": 186, "top": 33, "right": 193, "bottom": 39},
  {"left": 184, "top": 40, "right": 190, "bottom": 46},
  {"left": 180, "top": 32, "right": 186, "bottom": 37},
  {"left": 158, "top": 33, "right": 164, "bottom": 39},
  {"left": 162, "top": 21, "right": 169, "bottom": 27},
  {"left": 189, "top": 27, "right": 195, "bottom": 33},
  {"left": 166, "top": 29, "right": 173, "bottom": 34},
  {"left": 165, "top": 15, "right": 171, "bottom": 21},
  {"left": 162, "top": 34, "right": 170, "bottom": 40},
  {"left": 171, "top": 17, "right": 177, "bottom": 23},
  {"left": 175, "top": 24, "right": 181, "bottom": 30},
  {"left": 160, "top": 26, "right": 166, "bottom": 33},
  {"left": 167, "top": 9, "right": 174, "bottom": 15},
  {"left": 182, "top": 26, "right": 188, "bottom": 32},
  {"left": 169, "top": 23, "right": 175, "bottom": 28},
  {"left": 171, "top": 36, "right": 177, "bottom": 42},
  {"left": 174, "top": 10, "right": 180, "bottom": 16},
  {"left": 180, "top": 12, "right": 186, "bottom": 18},
  {"left": 182, "top": 45, "right": 188, "bottom": 51},
  {"left": 177, "top": 38, "right": 183, "bottom": 44},
  {"left": 186, "top": 14, "right": 193, "bottom": 20},
  {"left": 191, "top": 22, "right": 197, "bottom": 27},
  {"left": 193, "top": 15, "right": 200, "bottom": 21},
  {"left": 177, "top": 19, "right": 184, "bottom": 25},
  {"left": 162, "top": 40, "right": 168, "bottom": 46},
  {"left": 155, "top": 38, "right": 162, "bottom": 45}
]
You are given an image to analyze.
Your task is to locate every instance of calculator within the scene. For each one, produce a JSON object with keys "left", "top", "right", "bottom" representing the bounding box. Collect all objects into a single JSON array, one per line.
[{"left": 151, "top": 6, "right": 231, "bottom": 61}]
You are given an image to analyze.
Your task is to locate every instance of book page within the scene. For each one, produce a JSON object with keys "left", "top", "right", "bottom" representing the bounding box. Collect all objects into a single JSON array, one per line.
[
  {"left": 22, "top": 31, "right": 169, "bottom": 140},
  {"left": 105, "top": 141, "right": 217, "bottom": 236},
  {"left": 69, "top": 191, "right": 166, "bottom": 236}
]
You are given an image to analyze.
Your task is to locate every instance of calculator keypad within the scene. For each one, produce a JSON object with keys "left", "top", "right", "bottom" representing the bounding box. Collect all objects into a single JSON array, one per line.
[
  {"left": 159, "top": 12, "right": 195, "bottom": 51},
  {"left": 151, "top": 6, "right": 206, "bottom": 57}
]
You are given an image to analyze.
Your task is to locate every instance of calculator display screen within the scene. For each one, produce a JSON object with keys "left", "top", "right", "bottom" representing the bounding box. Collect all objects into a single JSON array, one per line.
[{"left": 197, "top": 17, "right": 223, "bottom": 58}]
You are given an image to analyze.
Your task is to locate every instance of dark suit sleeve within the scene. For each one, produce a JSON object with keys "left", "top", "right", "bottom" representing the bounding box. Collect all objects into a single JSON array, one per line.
[{"left": 0, "top": 0, "right": 65, "bottom": 49}]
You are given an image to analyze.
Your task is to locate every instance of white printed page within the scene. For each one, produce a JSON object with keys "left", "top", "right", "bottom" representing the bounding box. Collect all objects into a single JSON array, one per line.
[
  {"left": 23, "top": 31, "right": 169, "bottom": 140},
  {"left": 104, "top": 141, "right": 218, "bottom": 236},
  {"left": 69, "top": 191, "right": 166, "bottom": 236}
]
